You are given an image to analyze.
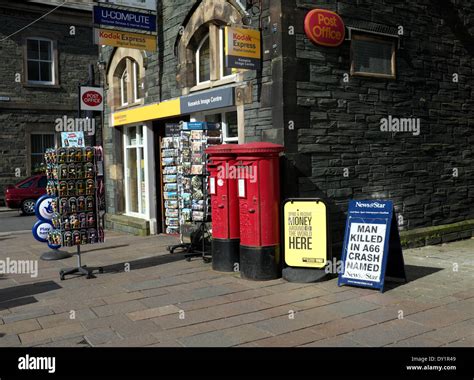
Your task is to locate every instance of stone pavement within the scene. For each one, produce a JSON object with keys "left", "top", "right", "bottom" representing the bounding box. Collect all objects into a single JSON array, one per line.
[{"left": 0, "top": 231, "right": 473, "bottom": 347}]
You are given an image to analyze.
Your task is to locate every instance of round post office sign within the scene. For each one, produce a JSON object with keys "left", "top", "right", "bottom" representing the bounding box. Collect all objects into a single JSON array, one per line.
[{"left": 304, "top": 9, "right": 345, "bottom": 47}]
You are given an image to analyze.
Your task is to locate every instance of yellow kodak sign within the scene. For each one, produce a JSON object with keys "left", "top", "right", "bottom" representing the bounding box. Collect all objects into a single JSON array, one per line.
[
  {"left": 284, "top": 200, "right": 328, "bottom": 269},
  {"left": 225, "top": 26, "right": 261, "bottom": 70},
  {"left": 94, "top": 28, "right": 157, "bottom": 52}
]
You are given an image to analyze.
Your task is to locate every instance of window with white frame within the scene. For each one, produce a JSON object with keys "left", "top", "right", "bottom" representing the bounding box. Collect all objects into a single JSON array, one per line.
[
  {"left": 196, "top": 33, "right": 211, "bottom": 84},
  {"left": 203, "top": 110, "right": 238, "bottom": 143},
  {"left": 124, "top": 126, "right": 147, "bottom": 216},
  {"left": 133, "top": 61, "right": 141, "bottom": 103},
  {"left": 219, "top": 27, "right": 234, "bottom": 78},
  {"left": 26, "top": 38, "right": 55, "bottom": 84},
  {"left": 194, "top": 26, "right": 239, "bottom": 87},
  {"left": 120, "top": 68, "right": 129, "bottom": 106}
]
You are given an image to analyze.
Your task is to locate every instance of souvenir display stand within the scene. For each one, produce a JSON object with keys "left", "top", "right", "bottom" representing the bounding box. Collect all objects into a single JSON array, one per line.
[
  {"left": 44, "top": 146, "right": 106, "bottom": 280},
  {"left": 166, "top": 123, "right": 221, "bottom": 261}
]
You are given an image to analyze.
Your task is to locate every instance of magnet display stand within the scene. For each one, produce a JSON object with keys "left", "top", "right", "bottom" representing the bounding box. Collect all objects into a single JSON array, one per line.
[{"left": 44, "top": 147, "right": 106, "bottom": 280}]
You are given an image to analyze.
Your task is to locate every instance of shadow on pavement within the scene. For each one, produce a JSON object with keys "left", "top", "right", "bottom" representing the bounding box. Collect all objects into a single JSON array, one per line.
[
  {"left": 102, "top": 253, "right": 187, "bottom": 274},
  {"left": 0, "top": 281, "right": 62, "bottom": 310},
  {"left": 385, "top": 264, "right": 443, "bottom": 291}
]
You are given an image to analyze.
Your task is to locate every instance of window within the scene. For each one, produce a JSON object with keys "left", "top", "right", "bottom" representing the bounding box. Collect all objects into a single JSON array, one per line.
[
  {"left": 37, "top": 176, "right": 47, "bottom": 188},
  {"left": 219, "top": 27, "right": 233, "bottom": 78},
  {"left": 18, "top": 179, "right": 36, "bottom": 189},
  {"left": 31, "top": 134, "right": 54, "bottom": 174},
  {"left": 350, "top": 34, "right": 396, "bottom": 79},
  {"left": 124, "top": 126, "right": 147, "bottom": 216},
  {"left": 193, "top": 26, "right": 240, "bottom": 88},
  {"left": 120, "top": 69, "right": 129, "bottom": 106},
  {"left": 196, "top": 34, "right": 211, "bottom": 84},
  {"left": 204, "top": 110, "right": 238, "bottom": 144},
  {"left": 26, "top": 38, "right": 54, "bottom": 84},
  {"left": 133, "top": 61, "right": 141, "bottom": 103}
]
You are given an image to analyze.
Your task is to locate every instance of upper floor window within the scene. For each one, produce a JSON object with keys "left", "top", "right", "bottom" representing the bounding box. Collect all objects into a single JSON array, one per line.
[
  {"left": 117, "top": 58, "right": 142, "bottom": 108},
  {"left": 192, "top": 25, "right": 239, "bottom": 88},
  {"left": 350, "top": 34, "right": 396, "bottom": 79},
  {"left": 196, "top": 34, "right": 211, "bottom": 84},
  {"left": 120, "top": 68, "right": 129, "bottom": 106},
  {"left": 26, "top": 38, "right": 55, "bottom": 85}
]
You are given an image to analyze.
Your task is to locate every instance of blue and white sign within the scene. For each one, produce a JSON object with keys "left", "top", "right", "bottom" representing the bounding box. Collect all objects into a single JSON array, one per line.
[
  {"left": 32, "top": 221, "right": 54, "bottom": 243},
  {"left": 35, "top": 195, "right": 55, "bottom": 222},
  {"left": 182, "top": 122, "right": 207, "bottom": 130},
  {"left": 338, "top": 200, "right": 402, "bottom": 292},
  {"left": 180, "top": 87, "right": 235, "bottom": 114},
  {"left": 93, "top": 5, "right": 157, "bottom": 33}
]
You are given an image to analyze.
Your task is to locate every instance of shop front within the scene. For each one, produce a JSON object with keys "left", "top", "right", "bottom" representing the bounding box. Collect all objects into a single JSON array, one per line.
[{"left": 108, "top": 86, "right": 241, "bottom": 236}]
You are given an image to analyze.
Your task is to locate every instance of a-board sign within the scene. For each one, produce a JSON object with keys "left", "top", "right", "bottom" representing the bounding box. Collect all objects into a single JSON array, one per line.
[
  {"left": 338, "top": 200, "right": 406, "bottom": 292},
  {"left": 283, "top": 199, "right": 328, "bottom": 269}
]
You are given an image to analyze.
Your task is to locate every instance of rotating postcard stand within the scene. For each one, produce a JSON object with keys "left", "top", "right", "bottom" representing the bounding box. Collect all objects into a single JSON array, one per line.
[
  {"left": 167, "top": 123, "right": 219, "bottom": 262},
  {"left": 44, "top": 147, "right": 106, "bottom": 280}
]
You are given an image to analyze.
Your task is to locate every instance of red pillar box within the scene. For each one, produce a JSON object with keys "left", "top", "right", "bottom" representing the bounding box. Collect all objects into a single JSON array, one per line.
[
  {"left": 206, "top": 145, "right": 240, "bottom": 272},
  {"left": 233, "top": 143, "right": 284, "bottom": 280}
]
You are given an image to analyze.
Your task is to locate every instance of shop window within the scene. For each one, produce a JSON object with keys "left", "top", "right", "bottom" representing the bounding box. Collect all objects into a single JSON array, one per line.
[
  {"left": 204, "top": 110, "right": 238, "bottom": 144},
  {"left": 25, "top": 38, "right": 56, "bottom": 85},
  {"left": 124, "top": 126, "right": 147, "bottom": 216},
  {"left": 31, "top": 133, "right": 55, "bottom": 174},
  {"left": 350, "top": 34, "right": 396, "bottom": 79},
  {"left": 196, "top": 34, "right": 211, "bottom": 84}
]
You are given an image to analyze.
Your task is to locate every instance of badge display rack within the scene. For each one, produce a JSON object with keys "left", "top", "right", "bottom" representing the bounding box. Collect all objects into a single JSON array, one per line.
[
  {"left": 167, "top": 123, "right": 221, "bottom": 261},
  {"left": 45, "top": 147, "right": 105, "bottom": 280}
]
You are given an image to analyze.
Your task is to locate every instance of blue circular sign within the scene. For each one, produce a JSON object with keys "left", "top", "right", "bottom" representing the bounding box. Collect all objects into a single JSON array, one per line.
[
  {"left": 48, "top": 243, "right": 62, "bottom": 250},
  {"left": 35, "top": 195, "right": 55, "bottom": 222},
  {"left": 32, "top": 220, "right": 54, "bottom": 243}
]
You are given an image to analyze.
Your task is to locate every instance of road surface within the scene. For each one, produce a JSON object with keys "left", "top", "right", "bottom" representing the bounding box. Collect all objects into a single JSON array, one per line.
[{"left": 0, "top": 210, "right": 36, "bottom": 233}]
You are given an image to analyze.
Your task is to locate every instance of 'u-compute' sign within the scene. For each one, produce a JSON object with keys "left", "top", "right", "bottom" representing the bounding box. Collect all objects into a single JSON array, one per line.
[{"left": 338, "top": 200, "right": 406, "bottom": 292}]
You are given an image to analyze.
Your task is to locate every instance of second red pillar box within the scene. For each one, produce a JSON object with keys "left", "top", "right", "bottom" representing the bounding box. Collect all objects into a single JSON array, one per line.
[{"left": 233, "top": 143, "right": 284, "bottom": 281}]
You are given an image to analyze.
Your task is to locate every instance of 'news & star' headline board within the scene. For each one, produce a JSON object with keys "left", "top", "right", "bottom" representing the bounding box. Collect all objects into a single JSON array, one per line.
[{"left": 338, "top": 200, "right": 406, "bottom": 293}]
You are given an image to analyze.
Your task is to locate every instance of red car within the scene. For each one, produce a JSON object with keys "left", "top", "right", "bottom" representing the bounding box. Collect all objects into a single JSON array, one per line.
[{"left": 4, "top": 175, "right": 47, "bottom": 215}]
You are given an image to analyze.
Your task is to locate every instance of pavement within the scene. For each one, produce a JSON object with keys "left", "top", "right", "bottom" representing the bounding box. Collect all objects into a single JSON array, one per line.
[{"left": 0, "top": 230, "right": 473, "bottom": 347}]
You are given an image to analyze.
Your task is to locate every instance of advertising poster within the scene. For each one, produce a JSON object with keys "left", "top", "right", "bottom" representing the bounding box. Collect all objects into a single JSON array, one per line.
[
  {"left": 284, "top": 199, "right": 328, "bottom": 269},
  {"left": 224, "top": 26, "right": 261, "bottom": 70},
  {"left": 61, "top": 132, "right": 85, "bottom": 148}
]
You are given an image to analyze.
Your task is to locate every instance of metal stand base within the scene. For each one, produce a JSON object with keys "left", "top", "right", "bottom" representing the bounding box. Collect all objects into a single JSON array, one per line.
[
  {"left": 168, "top": 223, "right": 211, "bottom": 263},
  {"left": 40, "top": 250, "right": 73, "bottom": 261},
  {"left": 59, "top": 246, "right": 103, "bottom": 281}
]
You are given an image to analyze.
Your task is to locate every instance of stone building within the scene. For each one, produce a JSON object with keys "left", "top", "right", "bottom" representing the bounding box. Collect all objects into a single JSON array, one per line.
[
  {"left": 0, "top": 0, "right": 100, "bottom": 205},
  {"left": 102, "top": 0, "right": 474, "bottom": 248}
]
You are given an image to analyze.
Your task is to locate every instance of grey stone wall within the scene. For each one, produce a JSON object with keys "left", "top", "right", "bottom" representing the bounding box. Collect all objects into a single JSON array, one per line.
[
  {"left": 0, "top": 3, "right": 99, "bottom": 201},
  {"left": 286, "top": 0, "right": 474, "bottom": 247}
]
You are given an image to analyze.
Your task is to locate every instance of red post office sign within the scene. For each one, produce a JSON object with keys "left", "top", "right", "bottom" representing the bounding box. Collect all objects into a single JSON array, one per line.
[{"left": 304, "top": 9, "right": 345, "bottom": 47}]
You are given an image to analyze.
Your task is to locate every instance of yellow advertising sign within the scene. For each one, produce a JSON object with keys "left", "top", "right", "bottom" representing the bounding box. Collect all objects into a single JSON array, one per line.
[
  {"left": 284, "top": 200, "right": 328, "bottom": 269},
  {"left": 225, "top": 26, "right": 261, "bottom": 70},
  {"left": 112, "top": 98, "right": 181, "bottom": 126},
  {"left": 94, "top": 28, "right": 157, "bottom": 52}
]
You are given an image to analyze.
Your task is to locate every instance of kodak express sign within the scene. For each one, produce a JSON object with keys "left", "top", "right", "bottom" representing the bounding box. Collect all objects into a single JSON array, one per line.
[
  {"left": 225, "top": 26, "right": 261, "bottom": 70},
  {"left": 304, "top": 9, "right": 345, "bottom": 47}
]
